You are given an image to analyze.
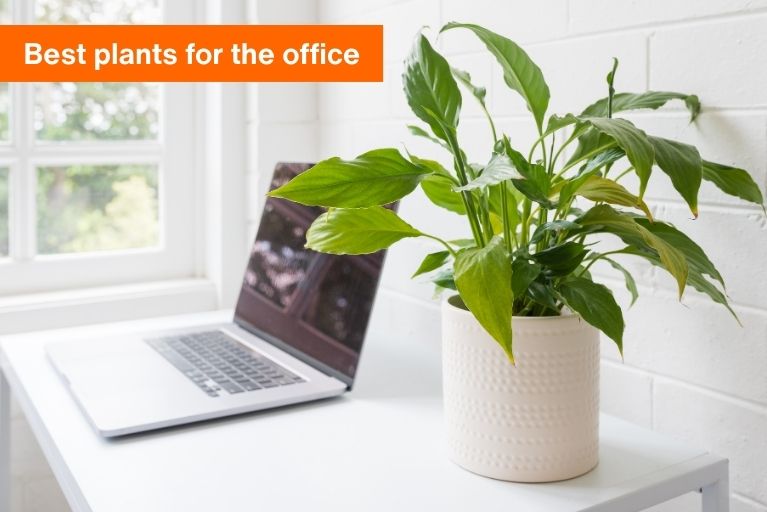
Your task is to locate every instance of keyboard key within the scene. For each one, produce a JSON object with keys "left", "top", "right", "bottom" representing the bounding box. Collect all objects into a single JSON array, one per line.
[
  {"left": 220, "top": 381, "right": 244, "bottom": 394},
  {"left": 145, "top": 331, "right": 304, "bottom": 397}
]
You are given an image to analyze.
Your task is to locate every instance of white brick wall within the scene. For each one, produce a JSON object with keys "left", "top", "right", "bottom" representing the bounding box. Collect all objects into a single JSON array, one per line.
[{"left": 306, "top": 1, "right": 767, "bottom": 510}]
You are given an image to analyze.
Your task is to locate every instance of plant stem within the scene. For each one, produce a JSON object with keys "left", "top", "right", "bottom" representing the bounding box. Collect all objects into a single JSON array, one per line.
[
  {"left": 443, "top": 129, "right": 486, "bottom": 247},
  {"left": 421, "top": 233, "right": 458, "bottom": 258},
  {"left": 536, "top": 207, "right": 548, "bottom": 251},
  {"left": 481, "top": 104, "right": 498, "bottom": 144},
  {"left": 520, "top": 199, "right": 532, "bottom": 247},
  {"left": 550, "top": 130, "right": 579, "bottom": 173},
  {"left": 579, "top": 248, "right": 630, "bottom": 276},
  {"left": 554, "top": 142, "right": 616, "bottom": 179},
  {"left": 613, "top": 166, "right": 634, "bottom": 182},
  {"left": 500, "top": 184, "right": 513, "bottom": 253}
]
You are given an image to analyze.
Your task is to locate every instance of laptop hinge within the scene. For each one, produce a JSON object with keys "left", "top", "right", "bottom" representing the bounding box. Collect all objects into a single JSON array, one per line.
[{"left": 232, "top": 317, "right": 354, "bottom": 389}]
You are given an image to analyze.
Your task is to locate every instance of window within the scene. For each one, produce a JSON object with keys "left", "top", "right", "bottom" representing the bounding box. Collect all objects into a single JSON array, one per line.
[{"left": 0, "top": 0, "right": 200, "bottom": 295}]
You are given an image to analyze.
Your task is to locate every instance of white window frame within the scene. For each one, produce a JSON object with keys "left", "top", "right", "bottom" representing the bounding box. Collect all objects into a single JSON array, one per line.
[{"left": 0, "top": 0, "right": 202, "bottom": 296}]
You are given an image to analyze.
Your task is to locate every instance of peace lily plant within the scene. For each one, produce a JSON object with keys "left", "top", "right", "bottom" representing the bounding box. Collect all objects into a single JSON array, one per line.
[{"left": 269, "top": 23, "right": 764, "bottom": 364}]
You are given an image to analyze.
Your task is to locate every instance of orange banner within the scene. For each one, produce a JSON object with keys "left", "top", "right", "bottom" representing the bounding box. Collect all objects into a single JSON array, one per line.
[{"left": 0, "top": 25, "right": 384, "bottom": 82}]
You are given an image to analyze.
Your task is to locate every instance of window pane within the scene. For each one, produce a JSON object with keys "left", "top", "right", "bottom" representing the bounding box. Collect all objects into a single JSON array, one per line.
[
  {"left": 0, "top": 83, "right": 9, "bottom": 142},
  {"left": 35, "top": 82, "right": 160, "bottom": 141},
  {"left": 36, "top": 0, "right": 160, "bottom": 24},
  {"left": 0, "top": 168, "right": 8, "bottom": 257},
  {"left": 34, "top": 1, "right": 161, "bottom": 142},
  {"left": 0, "top": 0, "right": 9, "bottom": 23},
  {"left": 37, "top": 164, "right": 159, "bottom": 254}
]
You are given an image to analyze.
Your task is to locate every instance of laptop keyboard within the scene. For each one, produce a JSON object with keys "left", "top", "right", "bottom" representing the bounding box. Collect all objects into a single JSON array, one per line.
[{"left": 145, "top": 331, "right": 305, "bottom": 397}]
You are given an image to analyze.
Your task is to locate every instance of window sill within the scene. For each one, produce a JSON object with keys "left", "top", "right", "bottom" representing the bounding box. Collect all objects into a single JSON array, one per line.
[{"left": 0, "top": 279, "right": 218, "bottom": 335}]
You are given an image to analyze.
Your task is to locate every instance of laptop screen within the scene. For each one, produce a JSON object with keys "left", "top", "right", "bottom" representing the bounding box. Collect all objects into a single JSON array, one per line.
[{"left": 234, "top": 163, "right": 384, "bottom": 386}]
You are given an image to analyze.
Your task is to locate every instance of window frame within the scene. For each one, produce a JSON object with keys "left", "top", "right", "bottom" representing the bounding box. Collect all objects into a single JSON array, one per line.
[{"left": 0, "top": 0, "right": 203, "bottom": 295}]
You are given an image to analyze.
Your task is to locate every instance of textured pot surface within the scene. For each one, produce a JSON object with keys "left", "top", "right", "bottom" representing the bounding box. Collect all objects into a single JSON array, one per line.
[{"left": 441, "top": 297, "right": 600, "bottom": 482}]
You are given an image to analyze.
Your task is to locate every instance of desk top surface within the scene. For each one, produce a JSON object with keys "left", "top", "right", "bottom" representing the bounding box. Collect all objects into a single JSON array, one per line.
[{"left": 0, "top": 310, "right": 722, "bottom": 512}]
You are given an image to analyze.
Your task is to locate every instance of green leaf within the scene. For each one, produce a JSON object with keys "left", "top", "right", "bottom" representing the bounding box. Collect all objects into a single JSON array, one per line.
[
  {"left": 451, "top": 67, "right": 487, "bottom": 105},
  {"left": 602, "top": 257, "right": 639, "bottom": 306},
  {"left": 581, "top": 148, "right": 625, "bottom": 175},
  {"left": 488, "top": 182, "right": 521, "bottom": 232},
  {"left": 454, "top": 237, "right": 515, "bottom": 361},
  {"left": 583, "top": 117, "right": 655, "bottom": 198},
  {"left": 412, "top": 251, "right": 450, "bottom": 278},
  {"left": 575, "top": 175, "right": 653, "bottom": 219},
  {"left": 559, "top": 276, "right": 625, "bottom": 353},
  {"left": 432, "top": 268, "right": 457, "bottom": 291},
  {"left": 409, "top": 156, "right": 467, "bottom": 215},
  {"left": 544, "top": 113, "right": 580, "bottom": 136},
  {"left": 511, "top": 259, "right": 541, "bottom": 298},
  {"left": 577, "top": 205, "right": 688, "bottom": 297},
  {"left": 702, "top": 160, "right": 765, "bottom": 208},
  {"left": 455, "top": 154, "right": 521, "bottom": 191},
  {"left": 649, "top": 136, "right": 702, "bottom": 217},
  {"left": 526, "top": 281, "right": 560, "bottom": 312},
  {"left": 509, "top": 162, "right": 553, "bottom": 208},
  {"left": 403, "top": 34, "right": 462, "bottom": 142},
  {"left": 269, "top": 149, "right": 430, "bottom": 208},
  {"left": 623, "top": 247, "right": 738, "bottom": 322},
  {"left": 582, "top": 91, "right": 701, "bottom": 122},
  {"left": 407, "top": 124, "right": 450, "bottom": 151},
  {"left": 530, "top": 220, "right": 580, "bottom": 244},
  {"left": 442, "top": 23, "right": 550, "bottom": 131},
  {"left": 634, "top": 218, "right": 725, "bottom": 288},
  {"left": 421, "top": 175, "right": 466, "bottom": 215},
  {"left": 532, "top": 241, "right": 587, "bottom": 276},
  {"left": 449, "top": 238, "right": 476, "bottom": 249},
  {"left": 306, "top": 206, "right": 422, "bottom": 254},
  {"left": 567, "top": 129, "right": 617, "bottom": 167}
]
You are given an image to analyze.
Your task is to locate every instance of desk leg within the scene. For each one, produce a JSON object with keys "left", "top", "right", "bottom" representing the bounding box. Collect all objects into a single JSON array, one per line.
[
  {"left": 702, "top": 464, "right": 729, "bottom": 512},
  {"left": 0, "top": 371, "right": 10, "bottom": 512}
]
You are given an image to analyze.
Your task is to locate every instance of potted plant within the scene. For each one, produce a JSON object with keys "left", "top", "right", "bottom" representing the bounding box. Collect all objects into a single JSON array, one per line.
[{"left": 268, "top": 24, "right": 764, "bottom": 482}]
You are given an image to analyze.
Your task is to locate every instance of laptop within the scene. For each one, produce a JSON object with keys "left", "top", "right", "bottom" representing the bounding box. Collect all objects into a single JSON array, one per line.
[{"left": 45, "top": 162, "right": 385, "bottom": 437}]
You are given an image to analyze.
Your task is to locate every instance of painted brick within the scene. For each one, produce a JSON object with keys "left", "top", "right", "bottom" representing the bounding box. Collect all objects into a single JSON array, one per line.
[
  {"left": 251, "top": 122, "right": 318, "bottom": 189},
  {"left": 650, "top": 16, "right": 767, "bottom": 107},
  {"left": 322, "top": 0, "right": 439, "bottom": 63},
  {"left": 440, "top": 0, "right": 569, "bottom": 55},
  {"left": 489, "top": 32, "right": 647, "bottom": 118},
  {"left": 570, "top": 0, "right": 767, "bottom": 34},
  {"left": 654, "top": 380, "right": 767, "bottom": 502},
  {"left": 343, "top": 120, "right": 448, "bottom": 162},
  {"left": 253, "top": 0, "right": 317, "bottom": 23},
  {"left": 615, "top": 287, "right": 767, "bottom": 405},
  {"left": 650, "top": 204, "right": 767, "bottom": 309},
  {"left": 319, "top": 79, "right": 391, "bottom": 122},
  {"left": 600, "top": 362, "right": 654, "bottom": 427},
  {"left": 318, "top": 0, "right": 409, "bottom": 23},
  {"left": 254, "top": 83, "right": 317, "bottom": 123},
  {"left": 626, "top": 112, "right": 767, "bottom": 208},
  {"left": 379, "top": 237, "right": 446, "bottom": 303},
  {"left": 366, "top": 288, "right": 441, "bottom": 347}
]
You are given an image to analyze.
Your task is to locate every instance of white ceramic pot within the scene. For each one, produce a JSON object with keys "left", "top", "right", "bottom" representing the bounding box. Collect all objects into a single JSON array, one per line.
[{"left": 441, "top": 296, "right": 600, "bottom": 482}]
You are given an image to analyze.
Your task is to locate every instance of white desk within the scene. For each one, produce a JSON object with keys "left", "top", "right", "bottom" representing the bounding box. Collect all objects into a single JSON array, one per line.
[{"left": 0, "top": 311, "right": 729, "bottom": 512}]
